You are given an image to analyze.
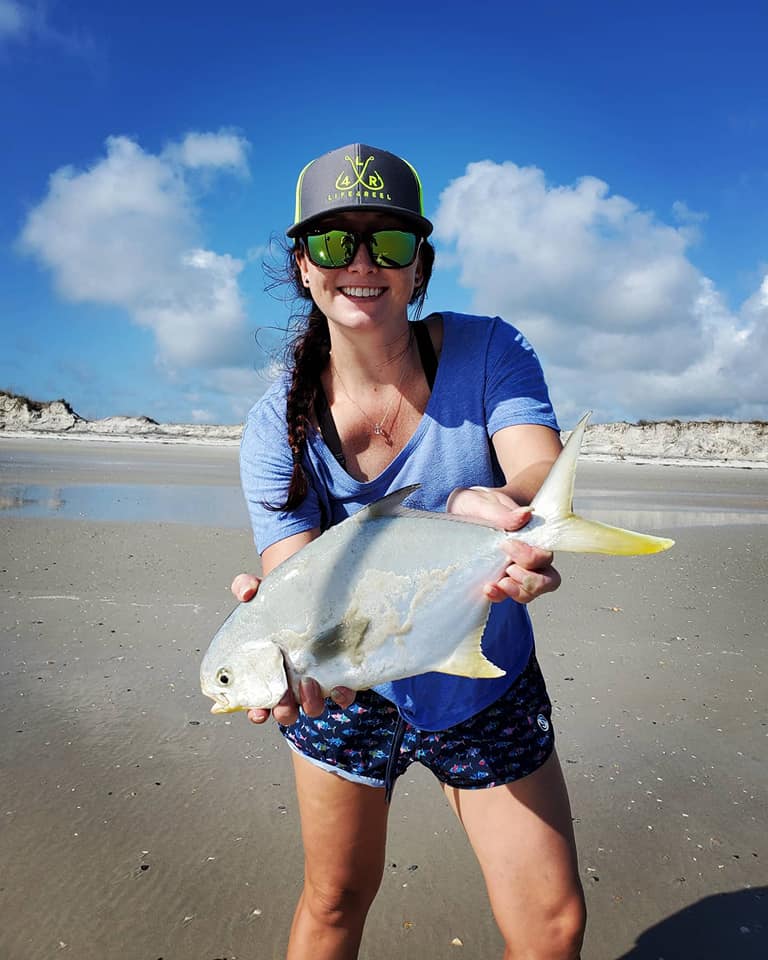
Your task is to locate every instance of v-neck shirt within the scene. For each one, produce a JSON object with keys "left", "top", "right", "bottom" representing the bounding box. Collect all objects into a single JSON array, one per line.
[{"left": 240, "top": 311, "right": 559, "bottom": 729}]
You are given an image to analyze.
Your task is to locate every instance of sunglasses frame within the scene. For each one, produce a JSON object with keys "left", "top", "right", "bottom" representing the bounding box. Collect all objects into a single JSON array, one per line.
[{"left": 301, "top": 227, "right": 422, "bottom": 270}]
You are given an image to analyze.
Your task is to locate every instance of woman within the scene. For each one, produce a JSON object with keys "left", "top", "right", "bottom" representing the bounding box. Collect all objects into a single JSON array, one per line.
[{"left": 233, "top": 143, "right": 586, "bottom": 959}]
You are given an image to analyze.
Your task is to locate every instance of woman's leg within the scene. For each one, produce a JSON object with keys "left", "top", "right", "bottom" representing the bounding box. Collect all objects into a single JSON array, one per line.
[
  {"left": 286, "top": 751, "right": 390, "bottom": 960},
  {"left": 442, "top": 750, "right": 586, "bottom": 960}
]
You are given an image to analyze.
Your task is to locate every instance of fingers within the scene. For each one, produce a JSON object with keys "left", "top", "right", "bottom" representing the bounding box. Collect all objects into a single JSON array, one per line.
[
  {"left": 231, "top": 573, "right": 261, "bottom": 602},
  {"left": 484, "top": 564, "right": 561, "bottom": 605},
  {"left": 446, "top": 487, "right": 532, "bottom": 531},
  {"left": 486, "top": 540, "right": 561, "bottom": 605},
  {"left": 246, "top": 683, "right": 356, "bottom": 725}
]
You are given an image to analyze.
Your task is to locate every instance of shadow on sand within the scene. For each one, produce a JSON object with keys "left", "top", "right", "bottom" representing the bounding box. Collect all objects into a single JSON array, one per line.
[{"left": 616, "top": 886, "right": 766, "bottom": 959}]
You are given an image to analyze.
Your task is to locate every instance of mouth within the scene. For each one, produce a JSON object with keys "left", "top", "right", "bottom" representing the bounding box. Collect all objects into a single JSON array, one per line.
[
  {"left": 339, "top": 286, "right": 385, "bottom": 299},
  {"left": 210, "top": 699, "right": 238, "bottom": 714}
]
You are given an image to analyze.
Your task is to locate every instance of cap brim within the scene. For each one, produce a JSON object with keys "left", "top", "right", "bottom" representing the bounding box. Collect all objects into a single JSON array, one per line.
[{"left": 287, "top": 205, "right": 433, "bottom": 238}]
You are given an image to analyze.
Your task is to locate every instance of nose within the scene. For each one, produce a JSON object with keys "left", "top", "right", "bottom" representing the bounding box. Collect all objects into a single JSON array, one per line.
[{"left": 348, "top": 239, "right": 377, "bottom": 273}]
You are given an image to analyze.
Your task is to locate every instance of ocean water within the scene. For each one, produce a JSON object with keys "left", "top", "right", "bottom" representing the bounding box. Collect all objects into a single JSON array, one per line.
[{"left": 0, "top": 440, "right": 766, "bottom": 527}]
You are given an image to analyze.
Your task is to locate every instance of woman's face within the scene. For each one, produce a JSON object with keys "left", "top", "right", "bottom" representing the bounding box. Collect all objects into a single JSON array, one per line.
[{"left": 296, "top": 212, "right": 423, "bottom": 335}]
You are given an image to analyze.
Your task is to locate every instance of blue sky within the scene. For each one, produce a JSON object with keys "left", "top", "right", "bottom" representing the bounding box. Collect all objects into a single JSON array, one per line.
[{"left": 1, "top": 0, "right": 766, "bottom": 426}]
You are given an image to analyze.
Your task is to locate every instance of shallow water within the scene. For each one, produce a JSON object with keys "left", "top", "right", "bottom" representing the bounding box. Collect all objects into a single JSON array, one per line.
[
  {"left": 0, "top": 439, "right": 766, "bottom": 527},
  {"left": 0, "top": 481, "right": 249, "bottom": 526}
]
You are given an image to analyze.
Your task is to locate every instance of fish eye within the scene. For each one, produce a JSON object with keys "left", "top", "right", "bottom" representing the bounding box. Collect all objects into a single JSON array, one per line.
[{"left": 216, "top": 669, "right": 231, "bottom": 686}]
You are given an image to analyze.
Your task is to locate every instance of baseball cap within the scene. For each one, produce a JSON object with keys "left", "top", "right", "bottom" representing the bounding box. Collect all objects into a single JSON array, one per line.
[{"left": 287, "top": 143, "right": 433, "bottom": 238}]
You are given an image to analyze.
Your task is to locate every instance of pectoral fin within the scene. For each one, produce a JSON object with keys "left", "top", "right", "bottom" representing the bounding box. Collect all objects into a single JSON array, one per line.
[{"left": 432, "top": 617, "right": 505, "bottom": 679}]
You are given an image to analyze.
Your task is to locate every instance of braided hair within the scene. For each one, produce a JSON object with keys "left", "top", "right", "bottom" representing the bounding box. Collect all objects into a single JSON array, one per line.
[{"left": 270, "top": 237, "right": 435, "bottom": 512}]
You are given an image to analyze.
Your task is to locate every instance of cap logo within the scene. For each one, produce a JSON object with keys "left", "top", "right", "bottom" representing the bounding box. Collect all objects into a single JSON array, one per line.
[{"left": 335, "top": 155, "right": 384, "bottom": 192}]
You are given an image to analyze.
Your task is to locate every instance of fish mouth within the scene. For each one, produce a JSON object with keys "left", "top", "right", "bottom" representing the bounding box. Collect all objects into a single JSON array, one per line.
[
  {"left": 204, "top": 690, "right": 236, "bottom": 714},
  {"left": 210, "top": 701, "right": 238, "bottom": 714}
]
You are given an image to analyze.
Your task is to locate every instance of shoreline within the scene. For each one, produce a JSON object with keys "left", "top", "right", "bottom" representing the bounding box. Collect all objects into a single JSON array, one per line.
[{"left": 2, "top": 429, "right": 767, "bottom": 469}]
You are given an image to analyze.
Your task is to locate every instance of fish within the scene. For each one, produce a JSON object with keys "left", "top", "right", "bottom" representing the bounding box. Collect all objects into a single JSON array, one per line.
[{"left": 200, "top": 412, "right": 674, "bottom": 714}]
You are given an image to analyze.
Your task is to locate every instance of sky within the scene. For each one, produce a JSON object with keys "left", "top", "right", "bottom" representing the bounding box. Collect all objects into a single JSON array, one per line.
[{"left": 1, "top": 0, "right": 767, "bottom": 428}]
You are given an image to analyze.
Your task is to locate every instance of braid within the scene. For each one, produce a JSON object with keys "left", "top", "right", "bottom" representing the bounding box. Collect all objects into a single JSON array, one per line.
[{"left": 272, "top": 305, "right": 330, "bottom": 511}]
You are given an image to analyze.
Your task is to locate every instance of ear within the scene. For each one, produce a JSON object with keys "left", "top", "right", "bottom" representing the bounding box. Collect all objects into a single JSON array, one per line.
[{"left": 295, "top": 247, "right": 311, "bottom": 287}]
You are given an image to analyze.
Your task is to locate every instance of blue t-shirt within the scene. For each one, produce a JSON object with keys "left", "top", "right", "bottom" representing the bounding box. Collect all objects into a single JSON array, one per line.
[{"left": 240, "top": 311, "right": 559, "bottom": 730}]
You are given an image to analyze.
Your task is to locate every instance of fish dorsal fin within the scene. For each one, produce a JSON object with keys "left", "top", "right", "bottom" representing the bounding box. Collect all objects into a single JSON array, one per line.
[
  {"left": 529, "top": 410, "right": 591, "bottom": 521},
  {"left": 356, "top": 484, "right": 421, "bottom": 521}
]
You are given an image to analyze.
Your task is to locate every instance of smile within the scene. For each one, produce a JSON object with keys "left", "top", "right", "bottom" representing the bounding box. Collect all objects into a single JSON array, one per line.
[{"left": 339, "top": 287, "right": 385, "bottom": 298}]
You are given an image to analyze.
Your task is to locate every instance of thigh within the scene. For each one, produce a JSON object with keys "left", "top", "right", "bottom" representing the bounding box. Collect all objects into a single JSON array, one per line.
[
  {"left": 442, "top": 751, "right": 585, "bottom": 944},
  {"left": 292, "top": 749, "right": 390, "bottom": 893}
]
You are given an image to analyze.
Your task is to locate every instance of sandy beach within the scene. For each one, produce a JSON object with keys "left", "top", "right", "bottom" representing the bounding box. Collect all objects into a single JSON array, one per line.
[{"left": 1, "top": 438, "right": 766, "bottom": 959}]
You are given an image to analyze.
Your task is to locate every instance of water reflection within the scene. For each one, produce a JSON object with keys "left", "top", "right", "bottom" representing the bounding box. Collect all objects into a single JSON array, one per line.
[
  {"left": 0, "top": 482, "right": 249, "bottom": 527},
  {"left": 1, "top": 478, "right": 765, "bottom": 529},
  {"left": 578, "top": 506, "right": 768, "bottom": 529}
]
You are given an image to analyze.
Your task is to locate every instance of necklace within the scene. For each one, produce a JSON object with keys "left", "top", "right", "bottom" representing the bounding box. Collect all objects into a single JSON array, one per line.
[{"left": 331, "top": 338, "right": 413, "bottom": 442}]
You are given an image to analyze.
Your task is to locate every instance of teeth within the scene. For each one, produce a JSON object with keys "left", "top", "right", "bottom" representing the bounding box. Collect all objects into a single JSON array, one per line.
[{"left": 341, "top": 287, "right": 383, "bottom": 298}]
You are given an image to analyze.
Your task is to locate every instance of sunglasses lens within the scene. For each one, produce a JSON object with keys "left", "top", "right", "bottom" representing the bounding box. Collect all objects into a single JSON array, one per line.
[
  {"left": 304, "top": 229, "right": 419, "bottom": 268},
  {"left": 369, "top": 230, "right": 418, "bottom": 267},
  {"left": 305, "top": 230, "right": 356, "bottom": 267}
]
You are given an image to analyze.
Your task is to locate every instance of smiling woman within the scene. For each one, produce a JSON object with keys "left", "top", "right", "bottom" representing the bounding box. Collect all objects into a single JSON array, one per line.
[{"left": 229, "top": 142, "right": 585, "bottom": 960}]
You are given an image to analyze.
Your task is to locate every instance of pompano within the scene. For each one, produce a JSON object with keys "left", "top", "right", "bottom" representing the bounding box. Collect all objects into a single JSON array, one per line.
[{"left": 200, "top": 412, "right": 674, "bottom": 714}]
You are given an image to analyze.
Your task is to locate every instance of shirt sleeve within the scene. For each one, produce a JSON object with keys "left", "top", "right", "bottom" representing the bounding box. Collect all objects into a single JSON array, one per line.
[
  {"left": 484, "top": 317, "right": 560, "bottom": 436},
  {"left": 239, "top": 387, "right": 323, "bottom": 555}
]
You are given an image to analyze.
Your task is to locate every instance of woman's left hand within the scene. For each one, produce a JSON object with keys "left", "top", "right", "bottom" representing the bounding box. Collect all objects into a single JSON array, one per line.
[{"left": 446, "top": 486, "right": 561, "bottom": 605}]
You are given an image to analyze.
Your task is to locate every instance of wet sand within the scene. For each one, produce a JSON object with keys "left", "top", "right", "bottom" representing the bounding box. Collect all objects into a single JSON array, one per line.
[{"left": 1, "top": 439, "right": 766, "bottom": 959}]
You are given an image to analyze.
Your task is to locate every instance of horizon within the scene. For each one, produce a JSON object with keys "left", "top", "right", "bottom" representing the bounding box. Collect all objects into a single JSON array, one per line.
[
  {"left": 1, "top": 1, "right": 767, "bottom": 430},
  {"left": 3, "top": 387, "right": 767, "bottom": 429}
]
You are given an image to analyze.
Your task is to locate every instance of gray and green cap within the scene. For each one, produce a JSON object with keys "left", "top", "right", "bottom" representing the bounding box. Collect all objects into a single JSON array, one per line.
[{"left": 287, "top": 143, "right": 433, "bottom": 238}]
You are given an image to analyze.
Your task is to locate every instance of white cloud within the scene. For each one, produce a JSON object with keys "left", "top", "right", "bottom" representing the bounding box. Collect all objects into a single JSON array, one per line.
[
  {"left": 169, "top": 131, "right": 250, "bottom": 176},
  {"left": 0, "top": 0, "right": 26, "bottom": 38},
  {"left": 19, "top": 132, "right": 253, "bottom": 374},
  {"left": 0, "top": 0, "right": 97, "bottom": 58},
  {"left": 434, "top": 160, "right": 767, "bottom": 423}
]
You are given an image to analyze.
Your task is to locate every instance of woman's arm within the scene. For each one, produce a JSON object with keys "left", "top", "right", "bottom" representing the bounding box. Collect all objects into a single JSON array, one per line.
[{"left": 447, "top": 423, "right": 563, "bottom": 605}]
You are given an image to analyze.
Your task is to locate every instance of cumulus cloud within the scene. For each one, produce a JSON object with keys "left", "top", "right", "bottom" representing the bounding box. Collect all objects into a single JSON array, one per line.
[
  {"left": 434, "top": 160, "right": 767, "bottom": 423},
  {"left": 19, "top": 132, "right": 254, "bottom": 377}
]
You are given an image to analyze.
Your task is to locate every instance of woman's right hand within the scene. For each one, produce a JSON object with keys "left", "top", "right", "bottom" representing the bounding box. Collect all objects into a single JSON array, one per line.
[{"left": 230, "top": 573, "right": 356, "bottom": 725}]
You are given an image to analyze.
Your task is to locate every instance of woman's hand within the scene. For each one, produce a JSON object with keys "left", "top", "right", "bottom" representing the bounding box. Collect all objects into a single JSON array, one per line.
[
  {"left": 230, "top": 574, "right": 356, "bottom": 725},
  {"left": 445, "top": 487, "right": 561, "bottom": 605}
]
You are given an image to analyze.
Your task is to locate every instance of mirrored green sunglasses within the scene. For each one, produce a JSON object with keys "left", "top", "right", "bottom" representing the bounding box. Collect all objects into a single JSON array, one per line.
[{"left": 302, "top": 228, "right": 421, "bottom": 269}]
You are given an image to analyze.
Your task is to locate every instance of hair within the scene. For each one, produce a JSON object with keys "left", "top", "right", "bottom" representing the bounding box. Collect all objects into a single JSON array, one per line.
[{"left": 265, "top": 234, "right": 436, "bottom": 512}]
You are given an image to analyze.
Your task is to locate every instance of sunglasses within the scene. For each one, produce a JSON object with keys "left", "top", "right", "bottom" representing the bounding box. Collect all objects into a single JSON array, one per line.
[{"left": 302, "top": 228, "right": 421, "bottom": 269}]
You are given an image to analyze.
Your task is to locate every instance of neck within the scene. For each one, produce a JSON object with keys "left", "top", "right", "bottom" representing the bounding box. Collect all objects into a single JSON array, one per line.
[{"left": 328, "top": 322, "right": 414, "bottom": 387}]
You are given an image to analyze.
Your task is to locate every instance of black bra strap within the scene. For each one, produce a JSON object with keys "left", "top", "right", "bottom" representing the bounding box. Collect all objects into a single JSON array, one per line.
[
  {"left": 316, "top": 318, "right": 438, "bottom": 467},
  {"left": 315, "top": 386, "right": 346, "bottom": 468},
  {"left": 413, "top": 316, "right": 438, "bottom": 390}
]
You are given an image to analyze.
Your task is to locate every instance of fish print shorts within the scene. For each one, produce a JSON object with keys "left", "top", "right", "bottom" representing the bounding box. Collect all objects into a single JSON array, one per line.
[{"left": 279, "top": 652, "right": 555, "bottom": 797}]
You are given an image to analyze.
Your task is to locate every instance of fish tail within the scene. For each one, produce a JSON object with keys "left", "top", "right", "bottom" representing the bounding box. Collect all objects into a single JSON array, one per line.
[{"left": 526, "top": 412, "right": 675, "bottom": 556}]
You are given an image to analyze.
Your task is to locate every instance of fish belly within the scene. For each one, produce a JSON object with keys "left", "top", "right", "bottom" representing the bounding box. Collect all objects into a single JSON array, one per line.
[{"left": 268, "top": 516, "right": 508, "bottom": 692}]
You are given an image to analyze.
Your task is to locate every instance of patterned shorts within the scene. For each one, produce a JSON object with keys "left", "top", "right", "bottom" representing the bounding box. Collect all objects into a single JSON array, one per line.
[{"left": 279, "top": 652, "right": 555, "bottom": 798}]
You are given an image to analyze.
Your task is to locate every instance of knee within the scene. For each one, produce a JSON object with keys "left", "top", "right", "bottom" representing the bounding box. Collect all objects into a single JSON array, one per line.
[
  {"left": 500, "top": 890, "right": 586, "bottom": 960},
  {"left": 303, "top": 873, "right": 382, "bottom": 928},
  {"left": 544, "top": 891, "right": 587, "bottom": 959},
  {"left": 528, "top": 891, "right": 586, "bottom": 960}
]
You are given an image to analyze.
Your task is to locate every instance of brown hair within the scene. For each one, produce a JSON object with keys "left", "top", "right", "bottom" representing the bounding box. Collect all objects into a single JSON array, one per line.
[{"left": 266, "top": 237, "right": 435, "bottom": 512}]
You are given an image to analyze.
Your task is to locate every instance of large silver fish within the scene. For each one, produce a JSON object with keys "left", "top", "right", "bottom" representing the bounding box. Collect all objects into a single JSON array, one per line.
[{"left": 200, "top": 413, "right": 674, "bottom": 714}]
